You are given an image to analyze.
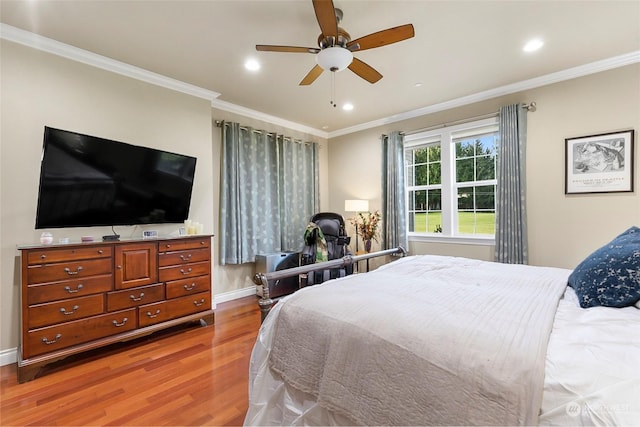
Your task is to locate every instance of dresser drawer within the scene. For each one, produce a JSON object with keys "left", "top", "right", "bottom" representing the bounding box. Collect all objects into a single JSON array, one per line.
[
  {"left": 27, "top": 258, "right": 113, "bottom": 284},
  {"left": 27, "top": 246, "right": 112, "bottom": 265},
  {"left": 158, "top": 261, "right": 210, "bottom": 282},
  {"left": 25, "top": 309, "right": 136, "bottom": 358},
  {"left": 27, "top": 275, "right": 113, "bottom": 305},
  {"left": 138, "top": 291, "right": 211, "bottom": 327},
  {"left": 28, "top": 294, "right": 105, "bottom": 329},
  {"left": 158, "top": 247, "right": 210, "bottom": 267},
  {"left": 158, "top": 238, "right": 210, "bottom": 253},
  {"left": 165, "top": 275, "right": 210, "bottom": 299},
  {"left": 107, "top": 283, "right": 165, "bottom": 311}
]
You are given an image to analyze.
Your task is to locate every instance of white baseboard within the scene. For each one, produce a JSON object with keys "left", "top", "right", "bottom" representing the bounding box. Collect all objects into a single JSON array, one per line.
[
  {"left": 0, "top": 347, "right": 17, "bottom": 367},
  {"left": 213, "top": 286, "right": 257, "bottom": 305},
  {"left": 0, "top": 287, "right": 257, "bottom": 367}
]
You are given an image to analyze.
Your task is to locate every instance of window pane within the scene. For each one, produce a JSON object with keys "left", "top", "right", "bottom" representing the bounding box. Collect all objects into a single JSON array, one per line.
[
  {"left": 410, "top": 212, "right": 428, "bottom": 232},
  {"left": 427, "top": 188, "right": 441, "bottom": 210},
  {"left": 455, "top": 139, "right": 475, "bottom": 158},
  {"left": 415, "top": 190, "right": 427, "bottom": 210},
  {"left": 415, "top": 164, "right": 429, "bottom": 185},
  {"left": 429, "top": 162, "right": 441, "bottom": 185},
  {"left": 406, "top": 164, "right": 415, "bottom": 186},
  {"left": 474, "top": 212, "right": 496, "bottom": 234},
  {"left": 427, "top": 145, "right": 441, "bottom": 162},
  {"left": 414, "top": 147, "right": 429, "bottom": 163},
  {"left": 456, "top": 158, "right": 474, "bottom": 182},
  {"left": 457, "top": 186, "right": 474, "bottom": 210},
  {"left": 427, "top": 189, "right": 442, "bottom": 233},
  {"left": 475, "top": 185, "right": 495, "bottom": 209},
  {"left": 427, "top": 211, "right": 443, "bottom": 233},
  {"left": 476, "top": 155, "right": 495, "bottom": 181},
  {"left": 479, "top": 135, "right": 497, "bottom": 156}
]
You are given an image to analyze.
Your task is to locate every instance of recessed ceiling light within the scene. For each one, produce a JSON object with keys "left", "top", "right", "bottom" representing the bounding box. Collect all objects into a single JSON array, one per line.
[
  {"left": 523, "top": 38, "right": 544, "bottom": 53},
  {"left": 342, "top": 103, "right": 354, "bottom": 111},
  {"left": 414, "top": 82, "right": 423, "bottom": 87},
  {"left": 245, "top": 58, "right": 260, "bottom": 71}
]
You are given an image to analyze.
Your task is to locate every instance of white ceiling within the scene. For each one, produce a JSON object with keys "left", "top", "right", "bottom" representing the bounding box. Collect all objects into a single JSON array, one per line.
[{"left": 2, "top": 0, "right": 639, "bottom": 136}]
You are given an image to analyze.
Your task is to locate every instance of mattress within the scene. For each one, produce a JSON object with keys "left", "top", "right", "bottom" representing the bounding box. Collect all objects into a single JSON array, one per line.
[{"left": 244, "top": 256, "right": 640, "bottom": 426}]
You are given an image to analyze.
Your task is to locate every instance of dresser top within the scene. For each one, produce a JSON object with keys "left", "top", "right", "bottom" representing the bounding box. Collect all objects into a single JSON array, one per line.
[{"left": 17, "top": 234, "right": 214, "bottom": 250}]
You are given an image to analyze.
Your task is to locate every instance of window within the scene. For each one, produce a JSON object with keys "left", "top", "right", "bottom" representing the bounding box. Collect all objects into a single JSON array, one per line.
[{"left": 405, "top": 117, "right": 499, "bottom": 241}]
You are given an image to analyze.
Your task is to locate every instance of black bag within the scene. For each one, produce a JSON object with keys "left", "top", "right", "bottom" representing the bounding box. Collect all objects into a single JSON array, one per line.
[{"left": 300, "top": 212, "right": 353, "bottom": 286}]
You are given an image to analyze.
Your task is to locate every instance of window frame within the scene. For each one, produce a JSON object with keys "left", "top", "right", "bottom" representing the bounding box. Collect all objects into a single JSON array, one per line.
[{"left": 404, "top": 117, "right": 498, "bottom": 245}]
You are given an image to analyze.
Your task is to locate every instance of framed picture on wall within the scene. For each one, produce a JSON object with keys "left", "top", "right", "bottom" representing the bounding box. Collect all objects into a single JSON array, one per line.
[{"left": 565, "top": 129, "right": 634, "bottom": 194}]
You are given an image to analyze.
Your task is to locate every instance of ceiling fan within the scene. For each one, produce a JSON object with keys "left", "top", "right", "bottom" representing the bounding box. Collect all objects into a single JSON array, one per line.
[{"left": 256, "top": 0, "right": 415, "bottom": 86}]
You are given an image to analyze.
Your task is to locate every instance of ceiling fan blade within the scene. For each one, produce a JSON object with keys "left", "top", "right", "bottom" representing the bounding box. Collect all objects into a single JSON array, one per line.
[
  {"left": 348, "top": 58, "right": 383, "bottom": 84},
  {"left": 313, "top": 0, "right": 338, "bottom": 40},
  {"left": 347, "top": 24, "right": 415, "bottom": 51},
  {"left": 299, "top": 64, "right": 324, "bottom": 85},
  {"left": 256, "top": 45, "right": 320, "bottom": 54}
]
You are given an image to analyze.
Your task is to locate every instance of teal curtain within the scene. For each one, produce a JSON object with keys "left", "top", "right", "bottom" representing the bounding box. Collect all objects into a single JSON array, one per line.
[
  {"left": 495, "top": 104, "right": 528, "bottom": 264},
  {"left": 382, "top": 131, "right": 408, "bottom": 251},
  {"left": 278, "top": 135, "right": 320, "bottom": 250},
  {"left": 220, "top": 122, "right": 319, "bottom": 265}
]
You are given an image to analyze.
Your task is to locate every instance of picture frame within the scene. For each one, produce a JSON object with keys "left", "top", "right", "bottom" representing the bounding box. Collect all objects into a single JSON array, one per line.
[{"left": 565, "top": 129, "right": 634, "bottom": 194}]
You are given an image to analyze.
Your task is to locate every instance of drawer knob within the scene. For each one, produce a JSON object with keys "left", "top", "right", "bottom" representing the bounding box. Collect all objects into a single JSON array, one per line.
[
  {"left": 40, "top": 254, "right": 46, "bottom": 260},
  {"left": 180, "top": 268, "right": 193, "bottom": 275},
  {"left": 184, "top": 283, "right": 197, "bottom": 291},
  {"left": 129, "top": 293, "right": 145, "bottom": 302},
  {"left": 64, "top": 284, "right": 84, "bottom": 293},
  {"left": 59, "top": 305, "right": 79, "bottom": 315},
  {"left": 179, "top": 254, "right": 192, "bottom": 261},
  {"left": 112, "top": 317, "right": 128, "bottom": 327},
  {"left": 193, "top": 298, "right": 206, "bottom": 307},
  {"left": 64, "top": 266, "right": 83, "bottom": 276},
  {"left": 165, "top": 244, "right": 171, "bottom": 249},
  {"left": 41, "top": 334, "right": 62, "bottom": 345},
  {"left": 146, "top": 309, "right": 161, "bottom": 318},
  {"left": 98, "top": 250, "right": 103, "bottom": 255}
]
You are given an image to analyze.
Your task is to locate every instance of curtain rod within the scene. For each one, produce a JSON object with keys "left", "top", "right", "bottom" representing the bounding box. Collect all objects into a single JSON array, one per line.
[
  {"left": 402, "top": 102, "right": 536, "bottom": 136},
  {"left": 215, "top": 120, "right": 312, "bottom": 144}
]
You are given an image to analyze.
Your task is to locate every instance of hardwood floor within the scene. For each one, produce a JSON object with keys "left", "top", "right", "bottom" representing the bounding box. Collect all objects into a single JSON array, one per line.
[{"left": 1, "top": 296, "right": 262, "bottom": 426}]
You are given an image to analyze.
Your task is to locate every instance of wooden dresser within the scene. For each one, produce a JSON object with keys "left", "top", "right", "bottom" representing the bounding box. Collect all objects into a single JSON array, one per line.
[{"left": 18, "top": 235, "right": 214, "bottom": 383}]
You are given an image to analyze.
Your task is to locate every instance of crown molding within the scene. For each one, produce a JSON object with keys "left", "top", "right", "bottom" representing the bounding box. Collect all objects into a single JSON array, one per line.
[
  {"left": 0, "top": 23, "right": 221, "bottom": 101},
  {"left": 328, "top": 50, "right": 640, "bottom": 138},
  {"left": 211, "top": 99, "right": 329, "bottom": 139},
  {"left": 2, "top": 23, "right": 637, "bottom": 139}
]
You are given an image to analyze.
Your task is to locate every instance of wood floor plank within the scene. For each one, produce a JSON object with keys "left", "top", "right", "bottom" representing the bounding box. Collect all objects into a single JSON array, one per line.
[{"left": 1, "top": 296, "right": 262, "bottom": 426}]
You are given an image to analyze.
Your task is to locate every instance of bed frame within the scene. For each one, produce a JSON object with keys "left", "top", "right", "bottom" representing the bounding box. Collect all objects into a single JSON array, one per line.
[{"left": 253, "top": 247, "right": 407, "bottom": 321}]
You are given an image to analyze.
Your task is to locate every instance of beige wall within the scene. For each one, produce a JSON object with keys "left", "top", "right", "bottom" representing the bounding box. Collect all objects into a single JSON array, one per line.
[
  {"left": 328, "top": 64, "right": 640, "bottom": 269},
  {"left": 0, "top": 41, "right": 215, "bottom": 353}
]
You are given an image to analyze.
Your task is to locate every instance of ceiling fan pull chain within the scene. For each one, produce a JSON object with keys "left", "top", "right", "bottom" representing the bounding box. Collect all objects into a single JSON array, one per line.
[{"left": 330, "top": 72, "right": 337, "bottom": 108}]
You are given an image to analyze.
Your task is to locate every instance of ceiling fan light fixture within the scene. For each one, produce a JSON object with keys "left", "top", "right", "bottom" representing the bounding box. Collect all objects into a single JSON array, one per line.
[{"left": 316, "top": 47, "right": 353, "bottom": 72}]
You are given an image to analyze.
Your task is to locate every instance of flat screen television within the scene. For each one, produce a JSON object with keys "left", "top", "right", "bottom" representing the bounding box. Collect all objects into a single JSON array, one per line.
[{"left": 35, "top": 126, "right": 197, "bottom": 229}]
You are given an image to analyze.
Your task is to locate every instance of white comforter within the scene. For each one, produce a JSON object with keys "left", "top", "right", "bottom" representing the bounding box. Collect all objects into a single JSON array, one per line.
[{"left": 246, "top": 255, "right": 572, "bottom": 426}]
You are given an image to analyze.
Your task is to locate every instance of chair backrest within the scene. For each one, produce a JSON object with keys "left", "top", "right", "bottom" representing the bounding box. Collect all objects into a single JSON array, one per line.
[{"left": 301, "top": 212, "right": 353, "bottom": 285}]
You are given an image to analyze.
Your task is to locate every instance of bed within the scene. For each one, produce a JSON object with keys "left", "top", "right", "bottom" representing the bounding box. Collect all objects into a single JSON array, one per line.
[{"left": 244, "top": 231, "right": 640, "bottom": 426}]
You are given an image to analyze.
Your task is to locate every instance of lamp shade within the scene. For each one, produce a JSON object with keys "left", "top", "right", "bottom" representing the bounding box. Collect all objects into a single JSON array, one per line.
[
  {"left": 344, "top": 199, "right": 369, "bottom": 212},
  {"left": 316, "top": 47, "right": 353, "bottom": 72}
]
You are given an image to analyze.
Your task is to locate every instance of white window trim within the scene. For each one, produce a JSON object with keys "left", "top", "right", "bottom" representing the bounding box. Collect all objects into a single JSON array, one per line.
[{"left": 405, "top": 117, "right": 498, "bottom": 245}]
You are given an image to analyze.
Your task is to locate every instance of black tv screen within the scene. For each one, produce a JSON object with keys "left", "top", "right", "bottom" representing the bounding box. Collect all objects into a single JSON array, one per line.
[{"left": 35, "top": 127, "right": 197, "bottom": 229}]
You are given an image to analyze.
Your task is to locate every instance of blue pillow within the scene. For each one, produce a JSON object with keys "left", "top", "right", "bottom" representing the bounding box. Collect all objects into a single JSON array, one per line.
[{"left": 568, "top": 226, "right": 640, "bottom": 308}]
